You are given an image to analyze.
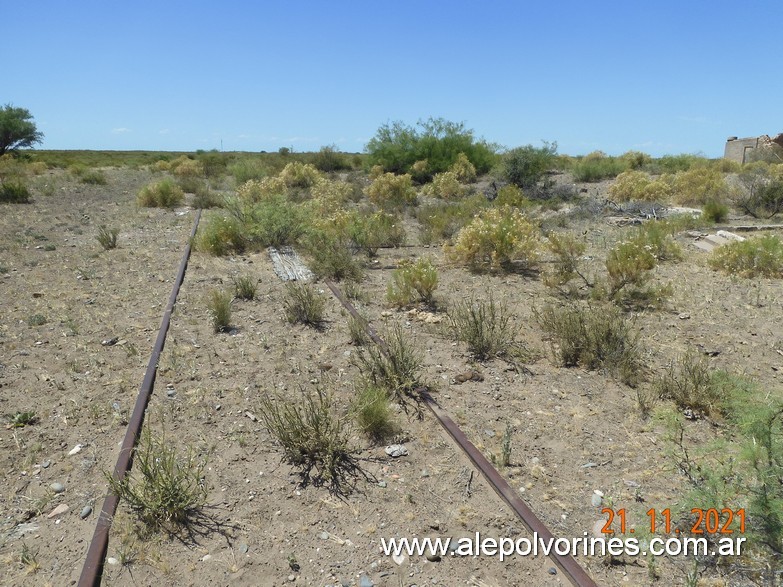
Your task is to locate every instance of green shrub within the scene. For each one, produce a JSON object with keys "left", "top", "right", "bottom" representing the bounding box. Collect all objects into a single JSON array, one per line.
[
  {"left": 619, "top": 150, "right": 652, "bottom": 170},
  {"left": 386, "top": 258, "right": 438, "bottom": 308},
  {"left": 415, "top": 195, "right": 488, "bottom": 244},
  {"left": 279, "top": 161, "right": 323, "bottom": 189},
  {"left": 106, "top": 428, "right": 208, "bottom": 531},
  {"left": 701, "top": 199, "right": 729, "bottom": 223},
  {"left": 448, "top": 295, "right": 517, "bottom": 360},
  {"left": 446, "top": 206, "right": 540, "bottom": 272},
  {"left": 229, "top": 157, "right": 268, "bottom": 183},
  {"left": 494, "top": 184, "right": 528, "bottom": 207},
  {"left": 303, "top": 227, "right": 364, "bottom": 281},
  {"left": 535, "top": 302, "right": 643, "bottom": 386},
  {"left": 605, "top": 240, "right": 657, "bottom": 295},
  {"left": 347, "top": 210, "right": 405, "bottom": 257},
  {"left": 191, "top": 184, "right": 224, "bottom": 209},
  {"left": 0, "top": 181, "right": 31, "bottom": 203},
  {"left": 543, "top": 232, "right": 591, "bottom": 292},
  {"left": 259, "top": 388, "right": 358, "bottom": 491},
  {"left": 651, "top": 154, "right": 706, "bottom": 174},
  {"left": 633, "top": 221, "right": 683, "bottom": 262},
  {"left": 356, "top": 322, "right": 422, "bottom": 401},
  {"left": 137, "top": 179, "right": 184, "bottom": 208},
  {"left": 365, "top": 172, "right": 417, "bottom": 209},
  {"left": 171, "top": 156, "right": 203, "bottom": 178},
  {"left": 504, "top": 142, "right": 558, "bottom": 188},
  {"left": 366, "top": 117, "right": 497, "bottom": 177},
  {"left": 230, "top": 195, "right": 307, "bottom": 248},
  {"left": 96, "top": 225, "right": 119, "bottom": 250},
  {"left": 196, "top": 214, "right": 246, "bottom": 256},
  {"left": 352, "top": 383, "right": 397, "bottom": 442},
  {"left": 348, "top": 313, "right": 370, "bottom": 346},
  {"left": 708, "top": 235, "right": 783, "bottom": 278},
  {"left": 79, "top": 169, "right": 107, "bottom": 185},
  {"left": 283, "top": 282, "right": 326, "bottom": 328},
  {"left": 734, "top": 167, "right": 783, "bottom": 219},
  {"left": 207, "top": 289, "right": 232, "bottom": 332},
  {"left": 313, "top": 145, "right": 351, "bottom": 173},
  {"left": 572, "top": 151, "right": 626, "bottom": 182},
  {"left": 27, "top": 314, "right": 47, "bottom": 327}
]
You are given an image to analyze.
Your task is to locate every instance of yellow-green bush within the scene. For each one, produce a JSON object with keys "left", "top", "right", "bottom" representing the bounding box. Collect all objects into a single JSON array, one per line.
[
  {"left": 310, "top": 178, "right": 353, "bottom": 205},
  {"left": 137, "top": 179, "right": 184, "bottom": 208},
  {"left": 365, "top": 172, "right": 417, "bottom": 208},
  {"left": 608, "top": 171, "right": 673, "bottom": 202},
  {"left": 671, "top": 167, "right": 729, "bottom": 206},
  {"left": 494, "top": 184, "right": 528, "bottom": 207},
  {"left": 446, "top": 206, "right": 540, "bottom": 272},
  {"left": 421, "top": 171, "right": 467, "bottom": 199},
  {"left": 171, "top": 156, "right": 203, "bottom": 178},
  {"left": 708, "top": 235, "right": 783, "bottom": 278},
  {"left": 196, "top": 215, "right": 246, "bottom": 256},
  {"left": 410, "top": 159, "right": 430, "bottom": 183},
  {"left": 237, "top": 177, "right": 286, "bottom": 203},
  {"left": 279, "top": 161, "right": 322, "bottom": 188},
  {"left": 450, "top": 152, "right": 477, "bottom": 183},
  {"left": 386, "top": 257, "right": 438, "bottom": 307}
]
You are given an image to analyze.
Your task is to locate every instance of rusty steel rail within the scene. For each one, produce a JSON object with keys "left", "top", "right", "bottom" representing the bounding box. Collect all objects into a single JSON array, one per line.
[
  {"left": 323, "top": 278, "right": 598, "bottom": 587},
  {"left": 78, "top": 210, "right": 202, "bottom": 587}
]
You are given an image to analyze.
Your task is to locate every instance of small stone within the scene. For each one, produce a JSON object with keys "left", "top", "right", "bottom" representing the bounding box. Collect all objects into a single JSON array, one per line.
[
  {"left": 201, "top": 554, "right": 212, "bottom": 562},
  {"left": 377, "top": 481, "right": 387, "bottom": 488},
  {"left": 245, "top": 411, "right": 258, "bottom": 422},
  {"left": 101, "top": 337, "right": 119, "bottom": 346},
  {"left": 591, "top": 493, "right": 602, "bottom": 507},
  {"left": 238, "top": 542, "right": 249, "bottom": 554},
  {"left": 385, "top": 444, "right": 408, "bottom": 458},
  {"left": 678, "top": 313, "right": 691, "bottom": 320},
  {"left": 41, "top": 460, "right": 51, "bottom": 469},
  {"left": 319, "top": 531, "right": 330, "bottom": 540},
  {"left": 288, "top": 575, "right": 296, "bottom": 582},
  {"left": 50, "top": 482, "right": 65, "bottom": 494},
  {"left": 359, "top": 575, "right": 373, "bottom": 587},
  {"left": 548, "top": 567, "right": 557, "bottom": 575},
  {"left": 166, "top": 388, "right": 176, "bottom": 397},
  {"left": 106, "top": 557, "right": 119, "bottom": 566},
  {"left": 68, "top": 444, "right": 83, "bottom": 456},
  {"left": 392, "top": 552, "right": 405, "bottom": 565},
  {"left": 420, "top": 469, "right": 429, "bottom": 478},
  {"left": 591, "top": 519, "right": 606, "bottom": 538},
  {"left": 484, "top": 429, "right": 496, "bottom": 438},
  {"left": 425, "top": 552, "right": 441, "bottom": 562},
  {"left": 80, "top": 506, "right": 93, "bottom": 519},
  {"left": 47, "top": 503, "right": 69, "bottom": 518}
]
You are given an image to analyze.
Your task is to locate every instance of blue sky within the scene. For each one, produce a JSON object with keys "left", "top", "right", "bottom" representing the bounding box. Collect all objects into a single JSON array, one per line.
[{"left": 3, "top": 1, "right": 781, "bottom": 157}]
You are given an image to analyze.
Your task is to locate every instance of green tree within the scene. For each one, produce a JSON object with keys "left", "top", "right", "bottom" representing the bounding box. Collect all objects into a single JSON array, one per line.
[
  {"left": 503, "top": 142, "right": 558, "bottom": 188},
  {"left": 0, "top": 104, "right": 44, "bottom": 156}
]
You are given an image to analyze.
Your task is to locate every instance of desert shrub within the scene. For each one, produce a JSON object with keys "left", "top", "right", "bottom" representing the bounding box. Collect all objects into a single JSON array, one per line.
[
  {"left": 421, "top": 171, "right": 467, "bottom": 199},
  {"left": 409, "top": 159, "right": 430, "bottom": 184},
  {"left": 356, "top": 322, "right": 422, "bottom": 400},
  {"left": 283, "top": 282, "right": 326, "bottom": 328},
  {"left": 302, "top": 226, "right": 364, "bottom": 281},
  {"left": 0, "top": 181, "right": 30, "bottom": 203},
  {"left": 608, "top": 170, "right": 674, "bottom": 202},
  {"left": 347, "top": 210, "right": 405, "bottom": 257},
  {"left": 504, "top": 142, "right": 558, "bottom": 188},
  {"left": 653, "top": 350, "right": 723, "bottom": 417},
  {"left": 572, "top": 151, "right": 626, "bottom": 182},
  {"left": 544, "top": 232, "right": 591, "bottom": 292},
  {"left": 79, "top": 168, "right": 108, "bottom": 185},
  {"left": 171, "top": 156, "right": 203, "bottom": 178},
  {"left": 620, "top": 150, "right": 652, "bottom": 170},
  {"left": 310, "top": 178, "right": 354, "bottom": 207},
  {"left": 233, "top": 275, "right": 257, "bottom": 300},
  {"left": 229, "top": 157, "right": 268, "bottom": 183},
  {"left": 312, "top": 145, "right": 351, "bottom": 173},
  {"left": 365, "top": 172, "right": 417, "bottom": 209},
  {"left": 386, "top": 257, "right": 438, "bottom": 308},
  {"left": 106, "top": 428, "right": 207, "bottom": 531},
  {"left": 448, "top": 295, "right": 517, "bottom": 360},
  {"left": 605, "top": 240, "right": 657, "bottom": 294},
  {"left": 415, "top": 195, "right": 488, "bottom": 244},
  {"left": 708, "top": 235, "right": 783, "bottom": 278},
  {"left": 701, "top": 199, "right": 729, "bottom": 223},
  {"left": 535, "top": 302, "right": 643, "bottom": 386},
  {"left": 348, "top": 313, "right": 370, "bottom": 346},
  {"left": 450, "top": 152, "right": 477, "bottom": 183},
  {"left": 734, "top": 167, "right": 783, "bottom": 218},
  {"left": 233, "top": 195, "right": 307, "bottom": 248},
  {"left": 279, "top": 161, "right": 322, "bottom": 188},
  {"left": 651, "top": 154, "right": 705, "bottom": 174},
  {"left": 259, "top": 388, "right": 357, "bottom": 491},
  {"left": 494, "top": 184, "right": 528, "bottom": 207},
  {"left": 633, "top": 221, "right": 683, "bottom": 262},
  {"left": 152, "top": 159, "right": 171, "bottom": 172},
  {"left": 96, "top": 225, "right": 119, "bottom": 250},
  {"left": 196, "top": 214, "right": 246, "bottom": 256},
  {"left": 191, "top": 184, "right": 224, "bottom": 209},
  {"left": 207, "top": 289, "right": 232, "bottom": 332},
  {"left": 671, "top": 167, "right": 729, "bottom": 206},
  {"left": 236, "top": 177, "right": 286, "bottom": 203},
  {"left": 137, "top": 179, "right": 184, "bottom": 208},
  {"left": 446, "top": 206, "right": 540, "bottom": 272},
  {"left": 27, "top": 314, "right": 47, "bottom": 327},
  {"left": 351, "top": 382, "right": 397, "bottom": 442},
  {"left": 366, "top": 117, "right": 497, "bottom": 176}
]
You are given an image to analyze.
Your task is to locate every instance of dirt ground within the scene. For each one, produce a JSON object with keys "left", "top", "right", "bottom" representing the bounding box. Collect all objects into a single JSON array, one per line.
[{"left": 1, "top": 167, "right": 782, "bottom": 587}]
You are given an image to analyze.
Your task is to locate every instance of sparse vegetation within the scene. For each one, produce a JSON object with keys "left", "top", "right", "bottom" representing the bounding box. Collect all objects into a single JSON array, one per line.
[
  {"left": 352, "top": 382, "right": 397, "bottom": 442},
  {"left": 708, "top": 234, "right": 783, "bottom": 278},
  {"left": 653, "top": 350, "right": 722, "bottom": 417},
  {"left": 503, "top": 142, "right": 558, "bottom": 188},
  {"left": 96, "top": 225, "right": 119, "bottom": 250},
  {"left": 259, "top": 388, "right": 358, "bottom": 491},
  {"left": 448, "top": 295, "right": 517, "bottom": 360},
  {"left": 386, "top": 257, "right": 438, "bottom": 308},
  {"left": 356, "top": 322, "right": 422, "bottom": 401},
  {"left": 233, "top": 275, "right": 257, "bottom": 300},
  {"left": 106, "top": 428, "right": 208, "bottom": 531},
  {"left": 0, "top": 181, "right": 31, "bottom": 203},
  {"left": 207, "top": 289, "right": 232, "bottom": 332},
  {"left": 137, "top": 179, "right": 184, "bottom": 208},
  {"left": 365, "top": 172, "right": 417, "bottom": 209},
  {"left": 284, "top": 282, "right": 326, "bottom": 328}
]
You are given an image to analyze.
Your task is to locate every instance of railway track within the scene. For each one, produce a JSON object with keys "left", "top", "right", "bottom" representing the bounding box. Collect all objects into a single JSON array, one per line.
[{"left": 77, "top": 211, "right": 598, "bottom": 587}]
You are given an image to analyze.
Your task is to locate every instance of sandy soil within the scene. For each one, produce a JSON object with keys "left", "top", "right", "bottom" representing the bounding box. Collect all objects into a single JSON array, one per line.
[{"left": 1, "top": 168, "right": 782, "bottom": 587}]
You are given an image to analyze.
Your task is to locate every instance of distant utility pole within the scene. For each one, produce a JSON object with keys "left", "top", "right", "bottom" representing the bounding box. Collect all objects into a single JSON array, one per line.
[{"left": 220, "top": 139, "right": 223, "bottom": 152}]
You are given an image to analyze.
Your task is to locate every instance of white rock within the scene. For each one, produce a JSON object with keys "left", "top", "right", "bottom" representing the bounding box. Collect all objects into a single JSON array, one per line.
[{"left": 68, "top": 444, "right": 83, "bottom": 456}]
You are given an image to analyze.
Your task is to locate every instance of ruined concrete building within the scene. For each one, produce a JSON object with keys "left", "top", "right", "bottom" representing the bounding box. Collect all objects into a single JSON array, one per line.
[{"left": 724, "top": 133, "right": 783, "bottom": 163}]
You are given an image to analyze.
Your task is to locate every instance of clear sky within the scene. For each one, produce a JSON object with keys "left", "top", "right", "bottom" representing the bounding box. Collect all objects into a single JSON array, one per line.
[{"left": 3, "top": 1, "right": 781, "bottom": 157}]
